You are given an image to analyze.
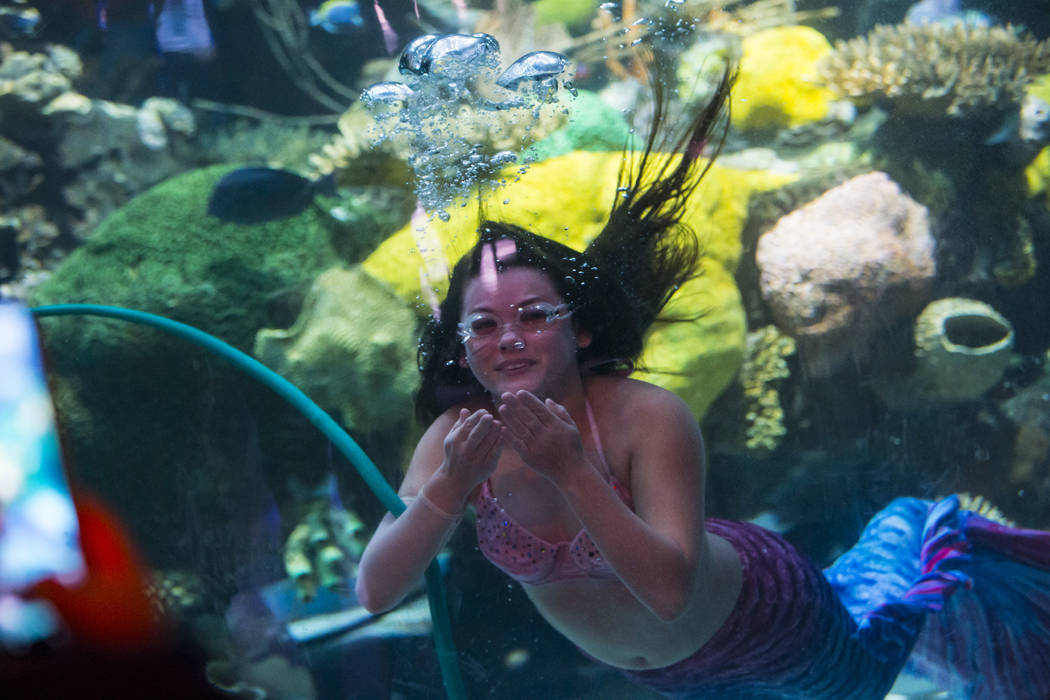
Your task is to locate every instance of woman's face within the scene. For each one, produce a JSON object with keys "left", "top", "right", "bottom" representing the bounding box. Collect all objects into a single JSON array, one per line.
[{"left": 459, "top": 266, "right": 590, "bottom": 401}]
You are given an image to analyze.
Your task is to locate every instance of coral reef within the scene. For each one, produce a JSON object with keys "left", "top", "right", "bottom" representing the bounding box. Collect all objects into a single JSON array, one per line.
[
  {"left": 199, "top": 118, "right": 335, "bottom": 173},
  {"left": 207, "top": 655, "right": 318, "bottom": 700},
  {"left": 0, "top": 43, "right": 81, "bottom": 113},
  {"left": 318, "top": 91, "right": 570, "bottom": 174},
  {"left": 0, "top": 206, "right": 61, "bottom": 297},
  {"left": 531, "top": 0, "right": 595, "bottom": 31},
  {"left": 29, "top": 164, "right": 354, "bottom": 346},
  {"left": 311, "top": 31, "right": 575, "bottom": 210},
  {"left": 282, "top": 487, "right": 368, "bottom": 599},
  {"left": 1028, "top": 145, "right": 1050, "bottom": 208},
  {"left": 991, "top": 215, "right": 1037, "bottom": 288},
  {"left": 731, "top": 25, "right": 838, "bottom": 132},
  {"left": 26, "top": 165, "right": 407, "bottom": 563},
  {"left": 999, "top": 359, "right": 1050, "bottom": 518},
  {"left": 522, "top": 89, "right": 632, "bottom": 162},
  {"left": 1026, "top": 77, "right": 1050, "bottom": 206},
  {"left": 0, "top": 41, "right": 201, "bottom": 298},
  {"left": 874, "top": 298, "right": 1015, "bottom": 409},
  {"left": 11, "top": 7, "right": 1050, "bottom": 694},
  {"left": 702, "top": 0, "right": 841, "bottom": 36},
  {"left": 738, "top": 325, "right": 796, "bottom": 454},
  {"left": 818, "top": 23, "right": 1050, "bottom": 119},
  {"left": 254, "top": 266, "right": 420, "bottom": 433},
  {"left": 363, "top": 149, "right": 796, "bottom": 419},
  {"left": 991, "top": 356, "right": 1050, "bottom": 520},
  {"left": 953, "top": 493, "right": 1016, "bottom": 527},
  {"left": 757, "top": 171, "right": 935, "bottom": 377},
  {"left": 147, "top": 569, "right": 211, "bottom": 619}
]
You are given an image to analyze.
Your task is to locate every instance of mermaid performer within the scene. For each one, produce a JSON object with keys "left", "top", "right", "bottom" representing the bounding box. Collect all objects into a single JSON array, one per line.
[{"left": 354, "top": 69, "right": 1050, "bottom": 699}]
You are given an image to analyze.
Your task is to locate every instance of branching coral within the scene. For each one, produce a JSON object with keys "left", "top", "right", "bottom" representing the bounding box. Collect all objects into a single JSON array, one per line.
[{"left": 818, "top": 23, "right": 1050, "bottom": 118}]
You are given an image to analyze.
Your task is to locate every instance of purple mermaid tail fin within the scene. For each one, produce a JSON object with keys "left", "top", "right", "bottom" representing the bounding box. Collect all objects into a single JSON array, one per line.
[
  {"left": 825, "top": 495, "right": 1050, "bottom": 700},
  {"left": 908, "top": 498, "right": 1050, "bottom": 699}
]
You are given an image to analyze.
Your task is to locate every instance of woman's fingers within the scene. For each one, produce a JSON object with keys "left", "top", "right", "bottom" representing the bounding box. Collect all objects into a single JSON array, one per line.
[
  {"left": 499, "top": 391, "right": 578, "bottom": 442},
  {"left": 455, "top": 410, "right": 504, "bottom": 459},
  {"left": 499, "top": 423, "right": 528, "bottom": 454},
  {"left": 476, "top": 421, "right": 504, "bottom": 461},
  {"left": 545, "top": 398, "right": 574, "bottom": 425},
  {"left": 465, "top": 412, "right": 496, "bottom": 445},
  {"left": 498, "top": 392, "right": 545, "bottom": 437},
  {"left": 512, "top": 391, "right": 557, "bottom": 425}
]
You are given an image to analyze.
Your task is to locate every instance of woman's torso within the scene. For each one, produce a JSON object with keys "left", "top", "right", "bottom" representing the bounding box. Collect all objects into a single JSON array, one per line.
[{"left": 470, "top": 375, "right": 743, "bottom": 670}]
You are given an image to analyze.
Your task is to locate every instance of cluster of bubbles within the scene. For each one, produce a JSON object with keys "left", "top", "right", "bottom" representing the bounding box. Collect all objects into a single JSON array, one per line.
[{"left": 361, "top": 33, "right": 576, "bottom": 220}]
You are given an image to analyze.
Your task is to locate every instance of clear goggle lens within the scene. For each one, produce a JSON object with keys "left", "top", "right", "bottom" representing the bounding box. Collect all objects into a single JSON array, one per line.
[{"left": 457, "top": 303, "right": 572, "bottom": 342}]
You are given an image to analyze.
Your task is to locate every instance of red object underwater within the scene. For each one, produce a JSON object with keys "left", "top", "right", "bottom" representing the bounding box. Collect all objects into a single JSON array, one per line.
[
  {"left": 9, "top": 490, "right": 225, "bottom": 699},
  {"left": 28, "top": 490, "right": 166, "bottom": 652}
]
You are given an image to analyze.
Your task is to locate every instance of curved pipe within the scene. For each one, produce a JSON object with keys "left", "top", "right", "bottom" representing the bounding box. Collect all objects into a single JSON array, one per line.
[{"left": 32, "top": 303, "right": 466, "bottom": 699}]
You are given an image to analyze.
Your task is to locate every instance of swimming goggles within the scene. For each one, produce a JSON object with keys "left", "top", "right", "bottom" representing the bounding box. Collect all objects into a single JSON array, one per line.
[{"left": 457, "top": 303, "right": 572, "bottom": 343}]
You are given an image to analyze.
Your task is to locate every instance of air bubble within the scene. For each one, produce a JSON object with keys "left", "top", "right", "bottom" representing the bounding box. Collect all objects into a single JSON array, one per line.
[{"left": 360, "top": 38, "right": 575, "bottom": 216}]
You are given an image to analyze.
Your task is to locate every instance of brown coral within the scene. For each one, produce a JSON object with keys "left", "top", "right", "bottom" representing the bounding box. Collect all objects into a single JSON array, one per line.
[{"left": 818, "top": 23, "right": 1050, "bottom": 119}]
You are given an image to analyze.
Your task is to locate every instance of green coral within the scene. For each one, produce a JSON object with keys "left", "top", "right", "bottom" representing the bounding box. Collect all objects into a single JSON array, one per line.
[
  {"left": 30, "top": 164, "right": 398, "bottom": 346},
  {"left": 199, "top": 120, "right": 335, "bottom": 173},
  {"left": 27, "top": 165, "right": 404, "bottom": 548},
  {"left": 532, "top": 0, "right": 595, "bottom": 30},
  {"left": 28, "top": 162, "right": 407, "bottom": 387},
  {"left": 362, "top": 150, "right": 795, "bottom": 419},
  {"left": 524, "top": 90, "right": 632, "bottom": 162},
  {"left": 732, "top": 25, "right": 837, "bottom": 132},
  {"left": 738, "top": 326, "right": 796, "bottom": 454}
]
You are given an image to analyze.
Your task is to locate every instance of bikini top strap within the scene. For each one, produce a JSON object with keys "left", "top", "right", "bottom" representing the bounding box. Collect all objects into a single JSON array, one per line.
[{"left": 584, "top": 398, "right": 612, "bottom": 477}]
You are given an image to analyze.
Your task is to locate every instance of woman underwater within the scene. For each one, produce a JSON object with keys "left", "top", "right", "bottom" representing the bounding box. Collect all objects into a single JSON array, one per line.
[{"left": 354, "top": 70, "right": 1050, "bottom": 700}]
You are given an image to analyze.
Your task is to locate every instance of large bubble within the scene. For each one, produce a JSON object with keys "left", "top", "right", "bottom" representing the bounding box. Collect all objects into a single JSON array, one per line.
[{"left": 361, "top": 33, "right": 575, "bottom": 220}]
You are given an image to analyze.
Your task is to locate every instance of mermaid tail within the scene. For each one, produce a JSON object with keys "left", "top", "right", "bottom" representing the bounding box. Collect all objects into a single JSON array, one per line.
[{"left": 824, "top": 495, "right": 1050, "bottom": 700}]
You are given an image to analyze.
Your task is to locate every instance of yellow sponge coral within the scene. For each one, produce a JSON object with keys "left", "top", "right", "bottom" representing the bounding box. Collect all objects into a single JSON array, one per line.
[
  {"left": 1028, "top": 146, "right": 1050, "bottom": 207},
  {"left": 1025, "top": 76, "right": 1050, "bottom": 208},
  {"left": 733, "top": 25, "right": 836, "bottom": 131},
  {"left": 362, "top": 150, "right": 794, "bottom": 419}
]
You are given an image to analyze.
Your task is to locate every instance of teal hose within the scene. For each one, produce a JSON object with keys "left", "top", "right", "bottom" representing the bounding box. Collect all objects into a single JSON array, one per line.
[{"left": 32, "top": 303, "right": 467, "bottom": 700}]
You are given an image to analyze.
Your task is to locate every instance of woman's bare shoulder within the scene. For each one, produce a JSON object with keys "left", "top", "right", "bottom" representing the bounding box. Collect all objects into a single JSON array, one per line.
[{"left": 586, "top": 375, "right": 693, "bottom": 419}]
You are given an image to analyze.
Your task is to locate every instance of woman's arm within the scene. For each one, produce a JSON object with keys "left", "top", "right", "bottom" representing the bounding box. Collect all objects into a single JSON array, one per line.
[
  {"left": 499, "top": 384, "right": 708, "bottom": 621},
  {"left": 355, "top": 408, "right": 502, "bottom": 613}
]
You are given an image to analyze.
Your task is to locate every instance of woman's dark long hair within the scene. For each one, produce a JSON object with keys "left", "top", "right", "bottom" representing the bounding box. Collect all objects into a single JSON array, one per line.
[{"left": 415, "top": 67, "right": 735, "bottom": 423}]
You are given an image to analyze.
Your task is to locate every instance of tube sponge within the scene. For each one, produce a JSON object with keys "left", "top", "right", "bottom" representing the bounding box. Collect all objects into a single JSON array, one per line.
[{"left": 875, "top": 298, "right": 1015, "bottom": 408}]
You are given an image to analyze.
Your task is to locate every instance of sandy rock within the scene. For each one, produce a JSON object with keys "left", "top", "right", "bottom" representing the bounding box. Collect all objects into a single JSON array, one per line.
[{"left": 756, "top": 171, "right": 935, "bottom": 376}]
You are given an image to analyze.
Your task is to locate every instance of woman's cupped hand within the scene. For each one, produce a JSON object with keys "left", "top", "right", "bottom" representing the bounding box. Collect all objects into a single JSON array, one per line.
[
  {"left": 442, "top": 408, "right": 504, "bottom": 491},
  {"left": 498, "top": 390, "right": 588, "bottom": 485}
]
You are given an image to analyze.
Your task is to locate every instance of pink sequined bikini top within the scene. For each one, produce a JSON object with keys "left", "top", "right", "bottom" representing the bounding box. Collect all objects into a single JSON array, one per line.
[{"left": 472, "top": 399, "right": 634, "bottom": 586}]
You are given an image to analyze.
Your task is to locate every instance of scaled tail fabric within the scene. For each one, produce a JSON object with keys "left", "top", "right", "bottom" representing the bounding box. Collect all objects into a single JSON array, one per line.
[
  {"left": 825, "top": 495, "right": 1050, "bottom": 700},
  {"left": 625, "top": 496, "right": 1050, "bottom": 699}
]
